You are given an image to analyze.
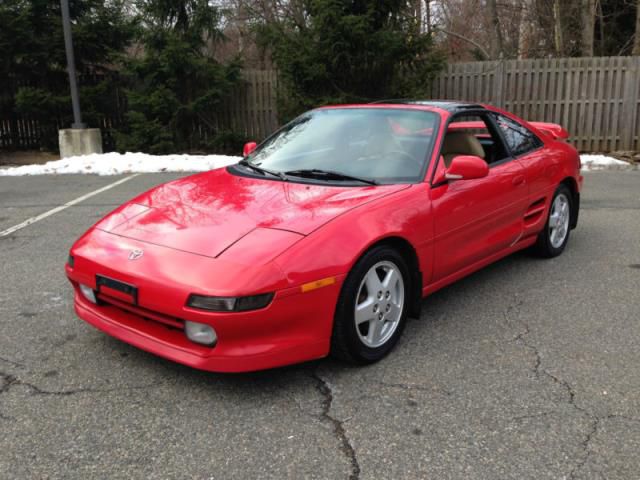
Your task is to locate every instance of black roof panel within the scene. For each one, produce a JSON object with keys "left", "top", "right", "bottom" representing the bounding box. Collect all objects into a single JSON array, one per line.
[{"left": 370, "top": 99, "right": 486, "bottom": 111}]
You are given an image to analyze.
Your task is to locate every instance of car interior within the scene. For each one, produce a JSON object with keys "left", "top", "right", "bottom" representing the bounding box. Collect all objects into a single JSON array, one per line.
[
  {"left": 443, "top": 114, "right": 509, "bottom": 166},
  {"left": 338, "top": 114, "right": 434, "bottom": 179},
  {"left": 441, "top": 131, "right": 487, "bottom": 167},
  {"left": 245, "top": 110, "right": 516, "bottom": 183}
]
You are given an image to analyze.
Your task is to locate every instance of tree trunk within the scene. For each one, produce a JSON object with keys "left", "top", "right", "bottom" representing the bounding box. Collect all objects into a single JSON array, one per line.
[
  {"left": 487, "top": 0, "right": 503, "bottom": 58},
  {"left": 597, "top": 0, "right": 604, "bottom": 56},
  {"left": 581, "top": 0, "right": 596, "bottom": 56},
  {"left": 633, "top": 0, "right": 640, "bottom": 55},
  {"left": 553, "top": 0, "right": 564, "bottom": 56},
  {"left": 517, "top": 0, "right": 535, "bottom": 59},
  {"left": 413, "top": 0, "right": 422, "bottom": 31},
  {"left": 425, "top": 0, "right": 431, "bottom": 33}
]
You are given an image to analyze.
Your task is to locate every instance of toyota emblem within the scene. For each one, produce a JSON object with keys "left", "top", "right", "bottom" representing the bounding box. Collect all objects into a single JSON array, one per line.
[{"left": 128, "top": 249, "right": 144, "bottom": 260}]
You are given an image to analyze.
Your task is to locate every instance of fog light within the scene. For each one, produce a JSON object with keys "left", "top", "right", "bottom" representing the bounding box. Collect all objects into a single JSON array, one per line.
[
  {"left": 79, "top": 284, "right": 97, "bottom": 304},
  {"left": 185, "top": 321, "right": 217, "bottom": 346}
]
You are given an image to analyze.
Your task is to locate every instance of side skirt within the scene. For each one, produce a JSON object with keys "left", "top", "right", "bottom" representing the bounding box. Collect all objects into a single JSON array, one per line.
[{"left": 421, "top": 236, "right": 537, "bottom": 298}]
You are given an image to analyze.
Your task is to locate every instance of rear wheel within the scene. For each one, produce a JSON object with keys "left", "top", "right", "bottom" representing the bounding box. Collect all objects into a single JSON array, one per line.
[
  {"left": 533, "top": 184, "right": 572, "bottom": 257},
  {"left": 331, "top": 246, "right": 410, "bottom": 363}
]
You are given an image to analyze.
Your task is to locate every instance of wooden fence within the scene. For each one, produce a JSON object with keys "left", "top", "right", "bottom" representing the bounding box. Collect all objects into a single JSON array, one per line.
[
  {"left": 0, "top": 69, "right": 279, "bottom": 151},
  {"left": 427, "top": 56, "right": 640, "bottom": 152},
  {"left": 3, "top": 58, "right": 640, "bottom": 152},
  {"left": 214, "top": 69, "right": 279, "bottom": 140}
]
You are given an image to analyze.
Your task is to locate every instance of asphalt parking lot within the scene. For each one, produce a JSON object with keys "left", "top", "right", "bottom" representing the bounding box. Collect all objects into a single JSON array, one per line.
[{"left": 0, "top": 171, "right": 639, "bottom": 479}]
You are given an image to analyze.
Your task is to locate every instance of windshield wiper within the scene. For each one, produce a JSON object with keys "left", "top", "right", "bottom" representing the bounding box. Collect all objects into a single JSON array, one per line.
[
  {"left": 239, "top": 160, "right": 288, "bottom": 181},
  {"left": 284, "top": 169, "right": 379, "bottom": 185}
]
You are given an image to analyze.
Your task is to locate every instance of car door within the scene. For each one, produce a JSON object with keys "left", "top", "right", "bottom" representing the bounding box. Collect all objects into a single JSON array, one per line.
[
  {"left": 430, "top": 114, "right": 528, "bottom": 283},
  {"left": 490, "top": 113, "right": 553, "bottom": 239}
]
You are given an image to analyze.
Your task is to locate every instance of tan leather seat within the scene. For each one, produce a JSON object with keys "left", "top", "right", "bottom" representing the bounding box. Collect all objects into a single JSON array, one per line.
[{"left": 441, "top": 132, "right": 486, "bottom": 167}]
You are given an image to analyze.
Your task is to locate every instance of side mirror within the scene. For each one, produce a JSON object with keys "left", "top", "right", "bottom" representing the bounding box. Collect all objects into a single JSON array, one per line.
[
  {"left": 243, "top": 141, "right": 257, "bottom": 157},
  {"left": 445, "top": 155, "right": 489, "bottom": 181}
]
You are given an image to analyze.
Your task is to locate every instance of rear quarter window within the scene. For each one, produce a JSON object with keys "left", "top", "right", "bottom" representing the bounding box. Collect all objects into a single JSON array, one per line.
[{"left": 494, "top": 114, "right": 542, "bottom": 157}]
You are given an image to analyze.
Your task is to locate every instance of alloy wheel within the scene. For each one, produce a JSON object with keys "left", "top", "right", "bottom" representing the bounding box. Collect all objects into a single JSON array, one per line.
[
  {"left": 549, "top": 193, "right": 570, "bottom": 248},
  {"left": 354, "top": 260, "right": 405, "bottom": 348}
]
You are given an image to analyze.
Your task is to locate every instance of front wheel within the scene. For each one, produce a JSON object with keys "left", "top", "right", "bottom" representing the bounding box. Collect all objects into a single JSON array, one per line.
[
  {"left": 533, "top": 184, "right": 572, "bottom": 258},
  {"left": 331, "top": 246, "right": 410, "bottom": 364}
]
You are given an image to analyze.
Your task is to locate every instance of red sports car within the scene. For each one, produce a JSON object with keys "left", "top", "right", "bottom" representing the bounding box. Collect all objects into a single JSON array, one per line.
[{"left": 66, "top": 101, "right": 583, "bottom": 372}]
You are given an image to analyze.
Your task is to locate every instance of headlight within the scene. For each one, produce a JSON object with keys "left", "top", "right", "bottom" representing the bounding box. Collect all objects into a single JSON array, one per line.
[{"left": 186, "top": 293, "right": 274, "bottom": 312}]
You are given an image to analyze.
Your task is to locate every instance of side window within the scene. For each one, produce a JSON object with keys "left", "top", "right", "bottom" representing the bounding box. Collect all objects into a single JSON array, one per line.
[
  {"left": 443, "top": 114, "right": 509, "bottom": 165},
  {"left": 493, "top": 114, "right": 542, "bottom": 157}
]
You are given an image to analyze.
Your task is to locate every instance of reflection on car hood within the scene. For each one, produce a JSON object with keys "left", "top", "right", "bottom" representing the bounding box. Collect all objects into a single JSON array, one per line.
[{"left": 96, "top": 168, "right": 410, "bottom": 258}]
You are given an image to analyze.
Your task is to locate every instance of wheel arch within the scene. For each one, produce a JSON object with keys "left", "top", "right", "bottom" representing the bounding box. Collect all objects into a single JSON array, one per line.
[
  {"left": 356, "top": 236, "right": 423, "bottom": 319},
  {"left": 560, "top": 176, "right": 580, "bottom": 229}
]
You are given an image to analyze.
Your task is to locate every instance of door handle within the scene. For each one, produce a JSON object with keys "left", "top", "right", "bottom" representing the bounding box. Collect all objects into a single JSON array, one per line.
[{"left": 513, "top": 175, "right": 525, "bottom": 186}]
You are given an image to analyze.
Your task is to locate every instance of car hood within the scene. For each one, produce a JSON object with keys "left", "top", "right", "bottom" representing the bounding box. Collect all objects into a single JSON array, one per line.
[{"left": 95, "top": 168, "right": 409, "bottom": 258}]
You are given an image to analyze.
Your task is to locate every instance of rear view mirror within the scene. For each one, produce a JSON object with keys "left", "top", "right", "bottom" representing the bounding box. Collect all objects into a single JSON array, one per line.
[
  {"left": 243, "top": 142, "right": 257, "bottom": 157},
  {"left": 445, "top": 155, "right": 489, "bottom": 181}
]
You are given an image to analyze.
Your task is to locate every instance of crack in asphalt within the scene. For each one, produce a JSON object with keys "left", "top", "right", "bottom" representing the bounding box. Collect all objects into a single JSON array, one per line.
[
  {"left": 378, "top": 380, "right": 453, "bottom": 397},
  {"left": 311, "top": 370, "right": 361, "bottom": 480},
  {"left": 0, "top": 355, "right": 25, "bottom": 368},
  {"left": 0, "top": 373, "right": 19, "bottom": 394},
  {"left": 0, "top": 372, "right": 19, "bottom": 420},
  {"left": 568, "top": 415, "right": 600, "bottom": 480},
  {"left": 0, "top": 370, "right": 164, "bottom": 399},
  {"left": 608, "top": 414, "right": 640, "bottom": 424},
  {"left": 503, "top": 302, "right": 603, "bottom": 480},
  {"left": 508, "top": 411, "right": 557, "bottom": 422}
]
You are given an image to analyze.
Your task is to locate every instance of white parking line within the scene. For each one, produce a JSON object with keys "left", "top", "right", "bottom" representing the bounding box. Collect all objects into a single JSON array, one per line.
[{"left": 0, "top": 174, "right": 140, "bottom": 237}]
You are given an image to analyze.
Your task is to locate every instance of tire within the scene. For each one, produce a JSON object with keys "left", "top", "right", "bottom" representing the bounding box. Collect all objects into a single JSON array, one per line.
[
  {"left": 532, "top": 184, "right": 572, "bottom": 258},
  {"left": 330, "top": 245, "right": 411, "bottom": 364}
]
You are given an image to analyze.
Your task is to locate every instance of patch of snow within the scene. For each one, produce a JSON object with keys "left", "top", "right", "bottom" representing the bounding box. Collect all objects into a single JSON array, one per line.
[
  {"left": 0, "top": 151, "right": 632, "bottom": 176},
  {"left": 580, "top": 154, "right": 630, "bottom": 171},
  {"left": 0, "top": 152, "right": 241, "bottom": 176}
]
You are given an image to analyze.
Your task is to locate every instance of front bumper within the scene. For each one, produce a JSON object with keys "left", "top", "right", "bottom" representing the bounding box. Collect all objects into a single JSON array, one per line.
[
  {"left": 66, "top": 228, "right": 345, "bottom": 372},
  {"left": 66, "top": 227, "right": 348, "bottom": 372},
  {"left": 69, "top": 278, "right": 342, "bottom": 372}
]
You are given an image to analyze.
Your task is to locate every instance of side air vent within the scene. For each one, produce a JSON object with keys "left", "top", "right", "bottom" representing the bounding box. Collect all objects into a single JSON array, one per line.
[{"left": 524, "top": 198, "right": 547, "bottom": 225}]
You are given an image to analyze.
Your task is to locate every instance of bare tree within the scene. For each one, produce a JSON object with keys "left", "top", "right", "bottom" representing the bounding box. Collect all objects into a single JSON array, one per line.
[{"left": 217, "top": 0, "right": 638, "bottom": 62}]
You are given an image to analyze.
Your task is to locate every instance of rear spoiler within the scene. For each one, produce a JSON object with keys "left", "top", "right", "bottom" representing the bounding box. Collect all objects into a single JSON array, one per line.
[
  {"left": 447, "top": 120, "right": 569, "bottom": 140},
  {"left": 529, "top": 122, "right": 569, "bottom": 140}
]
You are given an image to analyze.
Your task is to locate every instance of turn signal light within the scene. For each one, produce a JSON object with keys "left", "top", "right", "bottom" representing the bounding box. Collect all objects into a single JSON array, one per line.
[{"left": 79, "top": 284, "right": 97, "bottom": 304}]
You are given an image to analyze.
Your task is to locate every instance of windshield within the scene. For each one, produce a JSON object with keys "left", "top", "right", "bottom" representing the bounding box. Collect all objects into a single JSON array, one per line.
[{"left": 239, "top": 108, "right": 438, "bottom": 185}]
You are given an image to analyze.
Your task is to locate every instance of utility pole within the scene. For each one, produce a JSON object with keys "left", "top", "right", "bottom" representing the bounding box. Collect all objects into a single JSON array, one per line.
[
  {"left": 57, "top": 0, "right": 102, "bottom": 157},
  {"left": 60, "top": 0, "right": 85, "bottom": 128}
]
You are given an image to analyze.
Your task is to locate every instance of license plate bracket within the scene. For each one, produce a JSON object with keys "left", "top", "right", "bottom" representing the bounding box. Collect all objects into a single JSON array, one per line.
[{"left": 96, "top": 275, "right": 138, "bottom": 305}]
